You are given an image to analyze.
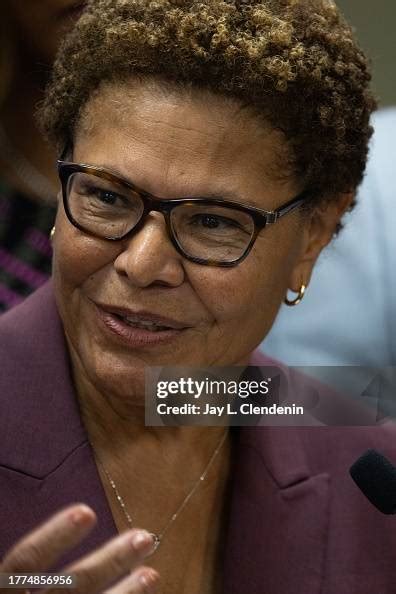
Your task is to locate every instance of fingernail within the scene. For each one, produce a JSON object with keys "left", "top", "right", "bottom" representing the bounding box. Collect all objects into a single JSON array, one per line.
[
  {"left": 130, "top": 530, "right": 154, "bottom": 551},
  {"left": 69, "top": 505, "right": 92, "bottom": 526},
  {"left": 139, "top": 570, "right": 159, "bottom": 590}
]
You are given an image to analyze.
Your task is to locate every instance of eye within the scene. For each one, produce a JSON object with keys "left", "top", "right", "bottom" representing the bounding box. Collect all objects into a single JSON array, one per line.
[
  {"left": 94, "top": 189, "right": 122, "bottom": 205},
  {"left": 191, "top": 214, "right": 243, "bottom": 230},
  {"left": 200, "top": 215, "right": 221, "bottom": 228},
  {"left": 79, "top": 181, "right": 129, "bottom": 207}
]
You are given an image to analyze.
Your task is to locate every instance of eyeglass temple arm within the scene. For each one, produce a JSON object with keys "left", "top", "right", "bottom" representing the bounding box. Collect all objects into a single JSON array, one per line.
[
  {"left": 59, "top": 142, "right": 73, "bottom": 161},
  {"left": 267, "top": 193, "right": 308, "bottom": 224}
]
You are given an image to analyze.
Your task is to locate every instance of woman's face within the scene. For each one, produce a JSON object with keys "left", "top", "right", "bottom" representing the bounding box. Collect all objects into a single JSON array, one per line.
[{"left": 52, "top": 80, "right": 340, "bottom": 406}]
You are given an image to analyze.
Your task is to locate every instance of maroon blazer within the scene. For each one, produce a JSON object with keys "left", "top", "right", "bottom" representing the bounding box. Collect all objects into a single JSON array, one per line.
[{"left": 1, "top": 281, "right": 396, "bottom": 593}]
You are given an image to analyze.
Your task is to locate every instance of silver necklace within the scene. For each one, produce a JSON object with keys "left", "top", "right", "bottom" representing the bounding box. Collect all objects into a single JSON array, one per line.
[
  {"left": 0, "top": 123, "right": 58, "bottom": 204},
  {"left": 90, "top": 430, "right": 228, "bottom": 552}
]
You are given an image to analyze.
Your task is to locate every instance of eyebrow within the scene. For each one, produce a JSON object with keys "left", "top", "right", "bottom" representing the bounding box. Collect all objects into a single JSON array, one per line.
[
  {"left": 88, "top": 161, "right": 248, "bottom": 204},
  {"left": 186, "top": 190, "right": 246, "bottom": 203}
]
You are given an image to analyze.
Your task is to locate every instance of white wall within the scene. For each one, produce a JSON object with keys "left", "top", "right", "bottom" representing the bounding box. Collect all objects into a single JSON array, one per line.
[{"left": 337, "top": 0, "right": 396, "bottom": 106}]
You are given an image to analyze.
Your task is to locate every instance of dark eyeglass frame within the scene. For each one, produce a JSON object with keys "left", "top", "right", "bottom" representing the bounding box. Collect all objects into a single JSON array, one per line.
[{"left": 57, "top": 160, "right": 309, "bottom": 267}]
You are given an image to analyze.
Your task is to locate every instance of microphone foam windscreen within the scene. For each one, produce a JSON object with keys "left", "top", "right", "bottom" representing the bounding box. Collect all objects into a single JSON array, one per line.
[{"left": 350, "top": 449, "right": 396, "bottom": 514}]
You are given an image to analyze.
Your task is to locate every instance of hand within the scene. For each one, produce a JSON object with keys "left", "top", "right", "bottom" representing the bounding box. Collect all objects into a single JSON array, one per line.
[{"left": 0, "top": 503, "right": 159, "bottom": 594}]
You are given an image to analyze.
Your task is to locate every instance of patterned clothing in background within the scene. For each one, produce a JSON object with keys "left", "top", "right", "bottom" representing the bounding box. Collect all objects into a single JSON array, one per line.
[{"left": 0, "top": 179, "right": 56, "bottom": 313}]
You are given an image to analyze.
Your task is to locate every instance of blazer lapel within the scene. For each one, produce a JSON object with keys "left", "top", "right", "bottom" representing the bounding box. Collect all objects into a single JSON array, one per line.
[
  {"left": 223, "top": 425, "right": 330, "bottom": 594},
  {"left": 0, "top": 281, "right": 118, "bottom": 568}
]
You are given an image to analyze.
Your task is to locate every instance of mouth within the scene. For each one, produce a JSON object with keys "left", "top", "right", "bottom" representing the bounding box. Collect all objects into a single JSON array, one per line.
[
  {"left": 112, "top": 313, "right": 177, "bottom": 332},
  {"left": 93, "top": 302, "right": 192, "bottom": 347},
  {"left": 97, "top": 303, "right": 191, "bottom": 329}
]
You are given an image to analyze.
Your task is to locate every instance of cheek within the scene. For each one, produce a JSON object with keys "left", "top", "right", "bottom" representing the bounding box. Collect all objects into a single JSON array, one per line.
[
  {"left": 187, "top": 248, "right": 290, "bottom": 334},
  {"left": 52, "top": 211, "right": 118, "bottom": 293}
]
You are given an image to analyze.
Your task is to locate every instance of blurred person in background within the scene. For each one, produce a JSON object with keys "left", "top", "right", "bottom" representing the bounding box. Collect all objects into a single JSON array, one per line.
[
  {"left": 0, "top": 1, "right": 86, "bottom": 312},
  {"left": 262, "top": 108, "right": 396, "bottom": 368}
]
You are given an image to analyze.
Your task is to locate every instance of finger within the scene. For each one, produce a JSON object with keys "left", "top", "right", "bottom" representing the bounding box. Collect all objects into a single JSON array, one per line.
[
  {"left": 103, "top": 567, "right": 160, "bottom": 594},
  {"left": 45, "top": 529, "right": 156, "bottom": 594},
  {"left": 0, "top": 503, "right": 96, "bottom": 575}
]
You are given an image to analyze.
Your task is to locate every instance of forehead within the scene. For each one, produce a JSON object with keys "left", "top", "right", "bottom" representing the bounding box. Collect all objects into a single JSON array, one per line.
[{"left": 74, "top": 78, "right": 297, "bottom": 208}]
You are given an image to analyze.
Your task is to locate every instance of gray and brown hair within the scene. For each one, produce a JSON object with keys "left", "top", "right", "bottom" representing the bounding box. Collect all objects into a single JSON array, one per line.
[{"left": 39, "top": 0, "right": 377, "bottom": 213}]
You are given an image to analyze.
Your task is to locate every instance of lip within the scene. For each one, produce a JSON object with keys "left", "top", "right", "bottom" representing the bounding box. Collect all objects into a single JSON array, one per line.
[
  {"left": 93, "top": 302, "right": 191, "bottom": 348},
  {"left": 96, "top": 303, "right": 191, "bottom": 330}
]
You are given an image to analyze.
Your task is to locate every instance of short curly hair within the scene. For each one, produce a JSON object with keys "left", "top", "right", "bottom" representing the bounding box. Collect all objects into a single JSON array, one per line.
[{"left": 39, "top": 0, "right": 377, "bottom": 213}]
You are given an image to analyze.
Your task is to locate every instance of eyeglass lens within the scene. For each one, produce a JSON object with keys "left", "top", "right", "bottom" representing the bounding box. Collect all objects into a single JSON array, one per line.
[{"left": 66, "top": 172, "right": 255, "bottom": 262}]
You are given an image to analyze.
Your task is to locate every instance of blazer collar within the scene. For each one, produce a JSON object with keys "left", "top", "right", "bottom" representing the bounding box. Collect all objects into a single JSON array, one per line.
[{"left": 0, "top": 280, "right": 86, "bottom": 476}]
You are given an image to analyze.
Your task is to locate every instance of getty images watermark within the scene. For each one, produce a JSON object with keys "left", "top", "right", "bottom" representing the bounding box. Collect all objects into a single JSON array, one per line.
[
  {"left": 145, "top": 366, "right": 396, "bottom": 426},
  {"left": 155, "top": 373, "right": 303, "bottom": 417}
]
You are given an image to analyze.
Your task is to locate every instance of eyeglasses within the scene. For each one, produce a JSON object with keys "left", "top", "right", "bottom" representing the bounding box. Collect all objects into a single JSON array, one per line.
[{"left": 57, "top": 160, "right": 308, "bottom": 267}]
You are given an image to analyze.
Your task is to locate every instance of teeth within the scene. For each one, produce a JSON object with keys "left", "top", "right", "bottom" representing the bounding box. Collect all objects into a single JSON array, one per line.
[{"left": 121, "top": 316, "right": 170, "bottom": 331}]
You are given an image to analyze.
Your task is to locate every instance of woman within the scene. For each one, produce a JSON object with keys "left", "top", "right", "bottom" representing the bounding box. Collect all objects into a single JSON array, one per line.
[{"left": 1, "top": 1, "right": 394, "bottom": 593}]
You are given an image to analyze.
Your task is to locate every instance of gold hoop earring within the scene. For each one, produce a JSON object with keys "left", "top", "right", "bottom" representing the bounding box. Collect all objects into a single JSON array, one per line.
[
  {"left": 284, "top": 284, "right": 306, "bottom": 307},
  {"left": 50, "top": 226, "right": 56, "bottom": 242}
]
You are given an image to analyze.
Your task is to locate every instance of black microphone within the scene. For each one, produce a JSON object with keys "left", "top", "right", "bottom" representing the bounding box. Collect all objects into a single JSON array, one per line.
[{"left": 350, "top": 449, "right": 396, "bottom": 514}]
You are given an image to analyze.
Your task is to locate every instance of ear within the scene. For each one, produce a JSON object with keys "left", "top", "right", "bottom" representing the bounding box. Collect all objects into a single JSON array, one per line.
[{"left": 287, "top": 192, "right": 354, "bottom": 292}]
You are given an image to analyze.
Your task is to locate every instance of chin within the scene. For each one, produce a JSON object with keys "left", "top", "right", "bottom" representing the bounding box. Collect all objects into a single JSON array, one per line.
[{"left": 90, "top": 354, "right": 146, "bottom": 397}]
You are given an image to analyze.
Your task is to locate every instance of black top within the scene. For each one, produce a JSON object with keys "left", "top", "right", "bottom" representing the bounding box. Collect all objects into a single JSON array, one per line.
[{"left": 0, "top": 179, "right": 56, "bottom": 312}]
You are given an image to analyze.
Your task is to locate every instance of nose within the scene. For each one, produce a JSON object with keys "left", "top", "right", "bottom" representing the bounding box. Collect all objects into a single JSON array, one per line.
[{"left": 113, "top": 212, "right": 185, "bottom": 287}]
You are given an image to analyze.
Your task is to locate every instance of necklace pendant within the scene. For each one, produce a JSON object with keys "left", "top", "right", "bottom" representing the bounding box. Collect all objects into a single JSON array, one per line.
[
  {"left": 92, "top": 430, "right": 228, "bottom": 552},
  {"left": 149, "top": 533, "right": 161, "bottom": 552}
]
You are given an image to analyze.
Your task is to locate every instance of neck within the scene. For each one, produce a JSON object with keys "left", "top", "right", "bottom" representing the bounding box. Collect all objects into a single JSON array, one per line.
[{"left": 71, "top": 350, "right": 229, "bottom": 457}]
